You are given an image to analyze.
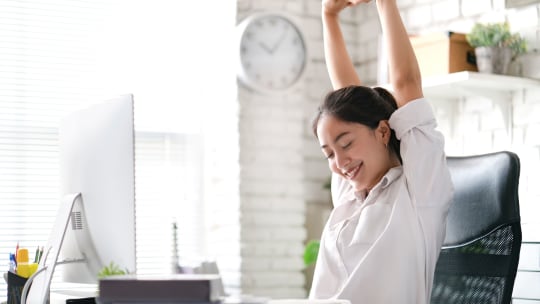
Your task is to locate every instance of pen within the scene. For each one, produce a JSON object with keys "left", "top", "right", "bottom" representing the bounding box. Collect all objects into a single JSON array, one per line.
[
  {"left": 38, "top": 246, "right": 44, "bottom": 263},
  {"left": 15, "top": 242, "right": 19, "bottom": 265},
  {"left": 34, "top": 246, "right": 40, "bottom": 263},
  {"left": 9, "top": 253, "right": 16, "bottom": 273}
]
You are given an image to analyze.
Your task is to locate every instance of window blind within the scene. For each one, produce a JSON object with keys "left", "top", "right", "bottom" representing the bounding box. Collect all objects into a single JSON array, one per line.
[{"left": 0, "top": 0, "right": 235, "bottom": 299}]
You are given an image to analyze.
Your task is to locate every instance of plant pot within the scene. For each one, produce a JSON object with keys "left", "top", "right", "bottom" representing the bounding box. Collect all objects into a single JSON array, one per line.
[
  {"left": 474, "top": 46, "right": 513, "bottom": 75},
  {"left": 519, "top": 51, "right": 540, "bottom": 80}
]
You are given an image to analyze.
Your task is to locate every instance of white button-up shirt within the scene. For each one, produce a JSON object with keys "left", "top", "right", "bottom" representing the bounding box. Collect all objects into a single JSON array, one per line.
[{"left": 309, "top": 98, "right": 454, "bottom": 304}]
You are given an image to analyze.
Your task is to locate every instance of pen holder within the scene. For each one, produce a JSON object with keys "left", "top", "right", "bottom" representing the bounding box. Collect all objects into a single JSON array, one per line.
[{"left": 6, "top": 271, "right": 27, "bottom": 304}]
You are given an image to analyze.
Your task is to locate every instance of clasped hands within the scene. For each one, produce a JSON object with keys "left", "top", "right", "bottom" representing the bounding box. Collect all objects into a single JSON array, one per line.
[{"left": 323, "top": 0, "right": 373, "bottom": 15}]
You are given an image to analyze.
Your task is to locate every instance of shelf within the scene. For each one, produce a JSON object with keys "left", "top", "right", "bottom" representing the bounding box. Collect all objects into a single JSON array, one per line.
[{"left": 422, "top": 71, "right": 540, "bottom": 100}]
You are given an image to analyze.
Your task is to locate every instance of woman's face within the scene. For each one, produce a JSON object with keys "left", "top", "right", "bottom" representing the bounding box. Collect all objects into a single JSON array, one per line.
[{"left": 317, "top": 114, "right": 391, "bottom": 193}]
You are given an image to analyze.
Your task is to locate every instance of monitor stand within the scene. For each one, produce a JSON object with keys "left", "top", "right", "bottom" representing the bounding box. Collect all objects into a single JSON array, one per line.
[{"left": 21, "top": 193, "right": 85, "bottom": 304}]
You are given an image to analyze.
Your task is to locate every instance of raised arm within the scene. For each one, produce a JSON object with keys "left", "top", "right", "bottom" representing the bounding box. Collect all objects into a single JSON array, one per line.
[
  {"left": 322, "top": 0, "right": 362, "bottom": 89},
  {"left": 376, "top": 0, "right": 423, "bottom": 107}
]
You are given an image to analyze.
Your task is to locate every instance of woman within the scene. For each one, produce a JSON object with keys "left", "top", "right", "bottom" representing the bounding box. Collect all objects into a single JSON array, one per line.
[{"left": 309, "top": 0, "right": 454, "bottom": 303}]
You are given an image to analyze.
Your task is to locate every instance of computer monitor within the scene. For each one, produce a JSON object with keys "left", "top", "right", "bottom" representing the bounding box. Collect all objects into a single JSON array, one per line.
[{"left": 23, "top": 94, "right": 136, "bottom": 303}]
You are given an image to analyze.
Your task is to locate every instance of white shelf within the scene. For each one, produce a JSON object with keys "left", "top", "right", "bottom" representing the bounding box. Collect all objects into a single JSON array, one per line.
[{"left": 422, "top": 71, "right": 540, "bottom": 100}]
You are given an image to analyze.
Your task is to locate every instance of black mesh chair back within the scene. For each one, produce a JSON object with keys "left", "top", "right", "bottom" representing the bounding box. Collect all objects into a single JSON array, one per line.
[{"left": 430, "top": 151, "right": 521, "bottom": 304}]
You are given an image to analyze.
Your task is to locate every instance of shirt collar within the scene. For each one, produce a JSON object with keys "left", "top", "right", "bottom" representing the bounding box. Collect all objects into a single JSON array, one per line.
[{"left": 345, "top": 166, "right": 403, "bottom": 203}]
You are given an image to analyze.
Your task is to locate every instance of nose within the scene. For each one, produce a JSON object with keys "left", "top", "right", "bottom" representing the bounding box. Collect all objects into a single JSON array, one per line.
[{"left": 334, "top": 150, "right": 350, "bottom": 171}]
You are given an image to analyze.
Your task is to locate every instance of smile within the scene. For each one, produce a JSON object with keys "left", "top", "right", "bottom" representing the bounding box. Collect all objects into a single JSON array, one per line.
[{"left": 343, "top": 163, "right": 361, "bottom": 180}]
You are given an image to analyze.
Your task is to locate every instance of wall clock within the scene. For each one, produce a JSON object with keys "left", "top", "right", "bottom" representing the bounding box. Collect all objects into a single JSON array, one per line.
[{"left": 237, "top": 12, "right": 307, "bottom": 93}]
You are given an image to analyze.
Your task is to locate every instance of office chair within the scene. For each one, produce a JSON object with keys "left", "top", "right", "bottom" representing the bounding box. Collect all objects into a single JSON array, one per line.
[{"left": 430, "top": 151, "right": 521, "bottom": 304}]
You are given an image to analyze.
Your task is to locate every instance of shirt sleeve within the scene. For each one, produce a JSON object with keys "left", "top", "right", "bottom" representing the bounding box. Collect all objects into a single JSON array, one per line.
[{"left": 389, "top": 98, "right": 453, "bottom": 207}]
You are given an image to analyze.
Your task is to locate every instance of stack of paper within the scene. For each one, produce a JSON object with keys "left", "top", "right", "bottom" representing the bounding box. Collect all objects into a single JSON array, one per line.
[{"left": 98, "top": 274, "right": 223, "bottom": 304}]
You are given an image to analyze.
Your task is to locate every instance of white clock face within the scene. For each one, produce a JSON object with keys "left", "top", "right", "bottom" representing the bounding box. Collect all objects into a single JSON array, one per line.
[{"left": 238, "top": 14, "right": 306, "bottom": 92}]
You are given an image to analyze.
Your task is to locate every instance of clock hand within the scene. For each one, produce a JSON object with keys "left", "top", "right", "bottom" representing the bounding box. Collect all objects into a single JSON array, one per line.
[
  {"left": 258, "top": 42, "right": 273, "bottom": 54},
  {"left": 269, "top": 27, "right": 288, "bottom": 53}
]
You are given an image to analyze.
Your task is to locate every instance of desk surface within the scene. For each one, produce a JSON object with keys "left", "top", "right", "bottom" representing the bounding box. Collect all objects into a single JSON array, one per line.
[{"left": 50, "top": 283, "right": 98, "bottom": 304}]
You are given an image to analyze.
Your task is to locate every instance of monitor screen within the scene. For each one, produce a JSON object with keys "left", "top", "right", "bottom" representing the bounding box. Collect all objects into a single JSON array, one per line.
[
  {"left": 25, "top": 94, "right": 136, "bottom": 304},
  {"left": 58, "top": 94, "right": 136, "bottom": 283}
]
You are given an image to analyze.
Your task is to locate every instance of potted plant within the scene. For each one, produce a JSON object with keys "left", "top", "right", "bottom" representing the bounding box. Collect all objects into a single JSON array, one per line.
[{"left": 466, "top": 22, "right": 527, "bottom": 75}]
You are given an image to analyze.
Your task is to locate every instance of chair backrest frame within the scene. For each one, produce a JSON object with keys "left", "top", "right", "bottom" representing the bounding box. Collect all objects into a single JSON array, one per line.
[{"left": 431, "top": 151, "right": 521, "bottom": 304}]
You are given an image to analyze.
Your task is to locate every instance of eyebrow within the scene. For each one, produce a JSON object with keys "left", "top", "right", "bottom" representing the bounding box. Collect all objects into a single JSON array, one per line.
[{"left": 320, "top": 131, "right": 350, "bottom": 149}]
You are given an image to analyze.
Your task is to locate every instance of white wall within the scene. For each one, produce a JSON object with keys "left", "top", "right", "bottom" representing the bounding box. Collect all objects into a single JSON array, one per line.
[{"left": 228, "top": 0, "right": 540, "bottom": 299}]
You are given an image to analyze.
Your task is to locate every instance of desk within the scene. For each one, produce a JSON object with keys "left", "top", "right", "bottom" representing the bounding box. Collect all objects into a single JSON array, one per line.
[{"left": 49, "top": 283, "right": 98, "bottom": 304}]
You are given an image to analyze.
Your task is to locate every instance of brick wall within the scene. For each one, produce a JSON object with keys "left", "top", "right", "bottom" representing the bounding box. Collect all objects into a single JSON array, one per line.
[{"left": 226, "top": 0, "right": 540, "bottom": 298}]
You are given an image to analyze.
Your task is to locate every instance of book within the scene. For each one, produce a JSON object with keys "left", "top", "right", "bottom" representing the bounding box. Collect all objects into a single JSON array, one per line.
[{"left": 97, "top": 274, "right": 223, "bottom": 303}]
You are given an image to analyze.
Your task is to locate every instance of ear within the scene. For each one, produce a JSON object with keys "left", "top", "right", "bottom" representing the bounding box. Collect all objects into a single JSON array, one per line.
[{"left": 376, "top": 120, "right": 391, "bottom": 145}]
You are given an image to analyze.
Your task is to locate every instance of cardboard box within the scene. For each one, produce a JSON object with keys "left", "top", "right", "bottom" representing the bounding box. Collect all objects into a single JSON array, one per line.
[{"left": 410, "top": 32, "right": 478, "bottom": 78}]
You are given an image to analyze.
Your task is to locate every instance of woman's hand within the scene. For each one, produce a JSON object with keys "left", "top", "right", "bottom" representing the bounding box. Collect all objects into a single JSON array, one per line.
[{"left": 322, "top": 0, "right": 372, "bottom": 16}]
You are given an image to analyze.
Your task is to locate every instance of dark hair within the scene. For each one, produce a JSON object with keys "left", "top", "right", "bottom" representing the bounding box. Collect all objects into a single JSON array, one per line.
[{"left": 312, "top": 85, "right": 402, "bottom": 164}]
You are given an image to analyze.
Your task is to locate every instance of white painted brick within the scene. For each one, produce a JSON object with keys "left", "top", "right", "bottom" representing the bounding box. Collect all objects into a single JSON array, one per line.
[
  {"left": 365, "top": 60, "right": 380, "bottom": 84},
  {"left": 507, "top": 5, "right": 539, "bottom": 31},
  {"left": 304, "top": 158, "right": 330, "bottom": 180},
  {"left": 237, "top": 0, "right": 252, "bottom": 12},
  {"left": 514, "top": 100, "right": 540, "bottom": 126},
  {"left": 285, "top": 1, "right": 304, "bottom": 15},
  {"left": 339, "top": 5, "right": 357, "bottom": 23},
  {"left": 524, "top": 123, "right": 540, "bottom": 145},
  {"left": 240, "top": 103, "right": 304, "bottom": 122},
  {"left": 520, "top": 196, "right": 540, "bottom": 224},
  {"left": 444, "top": 140, "right": 462, "bottom": 157},
  {"left": 241, "top": 196, "right": 305, "bottom": 212},
  {"left": 512, "top": 127, "right": 526, "bottom": 147},
  {"left": 239, "top": 181, "right": 304, "bottom": 201},
  {"left": 462, "top": 96, "right": 494, "bottom": 113},
  {"left": 306, "top": 39, "right": 325, "bottom": 62},
  {"left": 341, "top": 22, "right": 358, "bottom": 47},
  {"left": 305, "top": 189, "right": 331, "bottom": 205},
  {"left": 358, "top": 18, "right": 381, "bottom": 43},
  {"left": 492, "top": 129, "right": 512, "bottom": 150},
  {"left": 461, "top": 0, "right": 492, "bottom": 17},
  {"left": 447, "top": 18, "right": 477, "bottom": 34},
  {"left": 492, "top": 0, "right": 506, "bottom": 11},
  {"left": 303, "top": 17, "right": 322, "bottom": 41},
  {"left": 240, "top": 148, "right": 303, "bottom": 168},
  {"left": 432, "top": 0, "right": 460, "bottom": 22},
  {"left": 248, "top": 287, "right": 306, "bottom": 299},
  {"left": 366, "top": 38, "right": 381, "bottom": 62},
  {"left": 364, "top": 2, "right": 379, "bottom": 18},
  {"left": 398, "top": 0, "right": 416, "bottom": 9},
  {"left": 241, "top": 257, "right": 305, "bottom": 271},
  {"left": 455, "top": 113, "right": 480, "bottom": 134},
  {"left": 240, "top": 211, "right": 304, "bottom": 226},
  {"left": 406, "top": 5, "right": 433, "bottom": 29},
  {"left": 305, "top": 0, "right": 321, "bottom": 18},
  {"left": 462, "top": 130, "right": 494, "bottom": 154},
  {"left": 240, "top": 241, "right": 304, "bottom": 256},
  {"left": 252, "top": 0, "right": 285, "bottom": 11},
  {"left": 241, "top": 164, "right": 303, "bottom": 181},
  {"left": 241, "top": 227, "right": 306, "bottom": 241},
  {"left": 480, "top": 109, "right": 507, "bottom": 130},
  {"left": 240, "top": 180, "right": 304, "bottom": 197},
  {"left": 241, "top": 272, "right": 305, "bottom": 287},
  {"left": 476, "top": 11, "right": 506, "bottom": 24},
  {"left": 524, "top": 87, "right": 540, "bottom": 103}
]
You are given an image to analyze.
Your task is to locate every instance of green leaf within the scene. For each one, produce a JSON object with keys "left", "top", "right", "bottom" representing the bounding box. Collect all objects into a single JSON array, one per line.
[
  {"left": 303, "top": 240, "right": 320, "bottom": 267},
  {"left": 466, "top": 22, "right": 527, "bottom": 57},
  {"left": 97, "top": 261, "right": 129, "bottom": 279}
]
